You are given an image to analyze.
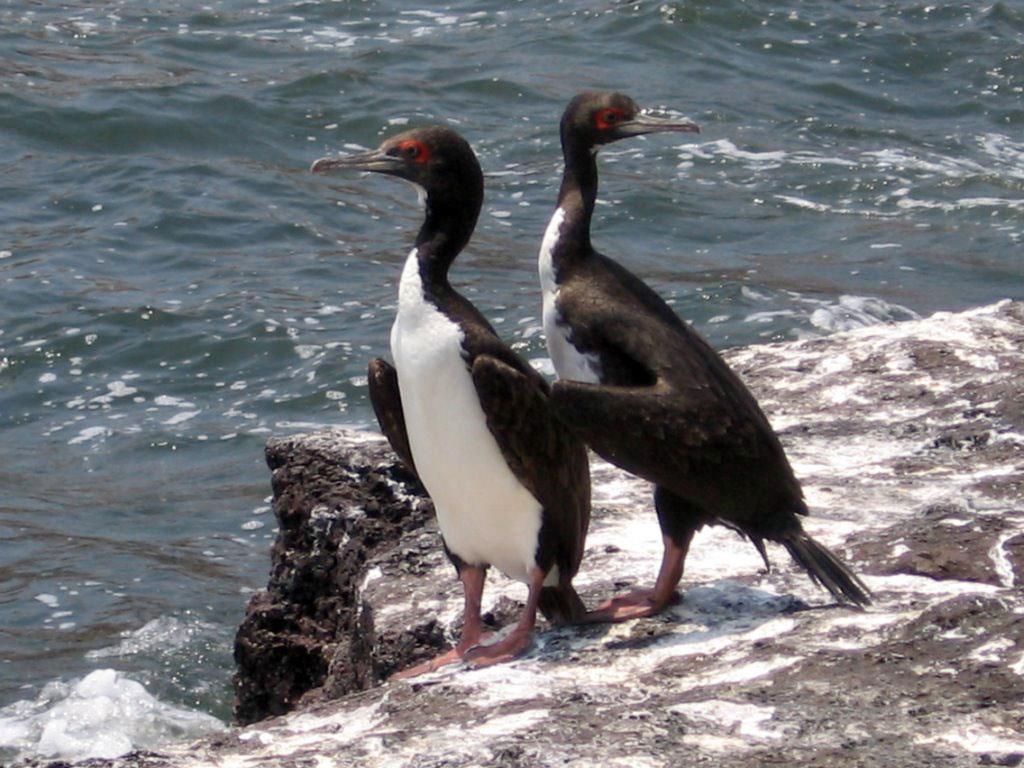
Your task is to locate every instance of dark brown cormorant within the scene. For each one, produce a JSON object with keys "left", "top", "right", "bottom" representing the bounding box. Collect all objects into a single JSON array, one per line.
[{"left": 539, "top": 92, "right": 869, "bottom": 621}]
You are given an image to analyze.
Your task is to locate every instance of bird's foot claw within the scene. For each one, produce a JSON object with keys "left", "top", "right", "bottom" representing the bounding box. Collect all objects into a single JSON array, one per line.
[
  {"left": 390, "top": 648, "right": 464, "bottom": 680},
  {"left": 463, "top": 629, "right": 533, "bottom": 668},
  {"left": 580, "top": 588, "right": 678, "bottom": 623},
  {"left": 390, "top": 631, "right": 495, "bottom": 680}
]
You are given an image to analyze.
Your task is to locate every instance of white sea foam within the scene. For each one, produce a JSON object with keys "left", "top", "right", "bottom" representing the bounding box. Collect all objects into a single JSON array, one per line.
[
  {"left": 807, "top": 295, "right": 919, "bottom": 333},
  {"left": 68, "top": 426, "right": 110, "bottom": 445},
  {"left": 107, "top": 380, "right": 137, "bottom": 398},
  {"left": 153, "top": 395, "right": 194, "bottom": 407},
  {"left": 680, "top": 138, "right": 788, "bottom": 168},
  {"left": 775, "top": 194, "right": 832, "bottom": 212},
  {"left": 85, "top": 616, "right": 221, "bottom": 660},
  {"left": 163, "top": 410, "right": 200, "bottom": 426},
  {"left": 739, "top": 293, "right": 917, "bottom": 336},
  {"left": 306, "top": 27, "right": 358, "bottom": 47},
  {"left": 979, "top": 133, "right": 1024, "bottom": 180},
  {"left": 675, "top": 135, "right": 1020, "bottom": 231},
  {"left": 0, "top": 669, "right": 224, "bottom": 762}
]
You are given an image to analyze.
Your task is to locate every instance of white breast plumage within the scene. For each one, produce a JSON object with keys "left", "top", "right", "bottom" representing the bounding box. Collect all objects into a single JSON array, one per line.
[
  {"left": 539, "top": 207, "right": 602, "bottom": 384},
  {"left": 391, "top": 249, "right": 544, "bottom": 584}
]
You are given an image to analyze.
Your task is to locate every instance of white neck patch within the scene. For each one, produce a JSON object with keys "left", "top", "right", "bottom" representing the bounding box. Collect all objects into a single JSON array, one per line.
[
  {"left": 538, "top": 206, "right": 566, "bottom": 298},
  {"left": 402, "top": 180, "right": 428, "bottom": 209},
  {"left": 538, "top": 206, "right": 602, "bottom": 384}
]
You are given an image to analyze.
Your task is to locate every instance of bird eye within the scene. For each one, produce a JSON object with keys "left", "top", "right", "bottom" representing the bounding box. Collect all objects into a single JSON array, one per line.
[
  {"left": 595, "top": 109, "right": 624, "bottom": 130},
  {"left": 395, "top": 139, "right": 431, "bottom": 164}
]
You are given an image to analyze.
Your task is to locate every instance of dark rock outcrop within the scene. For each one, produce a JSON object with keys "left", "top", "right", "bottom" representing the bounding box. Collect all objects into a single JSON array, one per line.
[
  {"left": 232, "top": 433, "right": 535, "bottom": 726},
  {"left": 233, "top": 434, "right": 440, "bottom": 724}
]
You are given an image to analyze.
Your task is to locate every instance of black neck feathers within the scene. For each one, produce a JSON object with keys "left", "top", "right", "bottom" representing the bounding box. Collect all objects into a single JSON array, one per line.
[
  {"left": 555, "top": 139, "right": 598, "bottom": 258},
  {"left": 415, "top": 185, "right": 482, "bottom": 286},
  {"left": 411, "top": 132, "right": 484, "bottom": 287}
]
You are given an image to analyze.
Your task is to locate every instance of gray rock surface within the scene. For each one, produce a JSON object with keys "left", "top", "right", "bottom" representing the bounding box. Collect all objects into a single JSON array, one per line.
[{"left": 25, "top": 301, "right": 1024, "bottom": 767}]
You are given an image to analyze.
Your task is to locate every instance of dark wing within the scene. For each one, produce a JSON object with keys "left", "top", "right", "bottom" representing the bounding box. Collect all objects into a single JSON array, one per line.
[
  {"left": 470, "top": 355, "right": 590, "bottom": 576},
  {"left": 568, "top": 252, "right": 782, "bottom": 422},
  {"left": 550, "top": 314, "right": 799, "bottom": 515},
  {"left": 367, "top": 358, "right": 417, "bottom": 478},
  {"left": 551, "top": 379, "right": 757, "bottom": 488}
]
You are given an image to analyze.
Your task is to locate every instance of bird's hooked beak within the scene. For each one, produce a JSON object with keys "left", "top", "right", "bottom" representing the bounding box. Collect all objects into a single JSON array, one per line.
[
  {"left": 310, "top": 149, "right": 405, "bottom": 175},
  {"left": 615, "top": 112, "right": 700, "bottom": 138}
]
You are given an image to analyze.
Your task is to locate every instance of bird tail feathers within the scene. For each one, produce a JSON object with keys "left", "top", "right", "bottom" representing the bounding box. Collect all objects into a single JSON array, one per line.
[{"left": 782, "top": 531, "right": 871, "bottom": 607}]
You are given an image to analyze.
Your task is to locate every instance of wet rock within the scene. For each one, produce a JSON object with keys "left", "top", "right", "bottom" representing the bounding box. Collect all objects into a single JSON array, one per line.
[
  {"left": 851, "top": 503, "right": 1015, "bottom": 585},
  {"left": 233, "top": 433, "right": 437, "bottom": 724},
  {"left": 23, "top": 301, "right": 1024, "bottom": 768}
]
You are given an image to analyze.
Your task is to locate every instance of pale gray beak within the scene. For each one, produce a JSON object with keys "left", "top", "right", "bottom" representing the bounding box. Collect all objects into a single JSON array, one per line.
[
  {"left": 615, "top": 113, "right": 700, "bottom": 138},
  {"left": 310, "top": 149, "right": 404, "bottom": 175}
]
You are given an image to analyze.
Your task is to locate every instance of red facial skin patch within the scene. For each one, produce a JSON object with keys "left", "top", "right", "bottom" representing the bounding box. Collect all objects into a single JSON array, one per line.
[
  {"left": 396, "top": 139, "right": 431, "bottom": 164},
  {"left": 595, "top": 108, "right": 628, "bottom": 131}
]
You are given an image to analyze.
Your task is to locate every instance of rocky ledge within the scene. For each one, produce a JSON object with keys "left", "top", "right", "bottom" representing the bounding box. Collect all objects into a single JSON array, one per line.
[{"left": 29, "top": 301, "right": 1024, "bottom": 767}]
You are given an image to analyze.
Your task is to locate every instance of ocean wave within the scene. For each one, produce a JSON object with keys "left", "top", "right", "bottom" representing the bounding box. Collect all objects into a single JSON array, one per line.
[
  {"left": 680, "top": 136, "right": 1022, "bottom": 186},
  {"left": 674, "top": 134, "right": 1024, "bottom": 228},
  {"left": 740, "top": 291, "right": 920, "bottom": 339},
  {"left": 805, "top": 295, "right": 921, "bottom": 333},
  {"left": 0, "top": 669, "right": 224, "bottom": 763},
  {"left": 85, "top": 616, "right": 223, "bottom": 661}
]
